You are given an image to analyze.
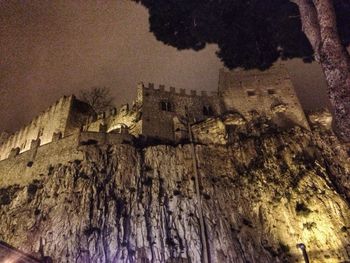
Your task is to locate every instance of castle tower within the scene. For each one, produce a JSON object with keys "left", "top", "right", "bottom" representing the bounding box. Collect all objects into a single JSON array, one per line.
[{"left": 218, "top": 64, "right": 309, "bottom": 130}]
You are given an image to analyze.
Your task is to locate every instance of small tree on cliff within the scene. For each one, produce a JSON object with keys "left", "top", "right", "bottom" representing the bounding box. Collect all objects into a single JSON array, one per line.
[
  {"left": 79, "top": 86, "right": 114, "bottom": 113},
  {"left": 133, "top": 0, "right": 350, "bottom": 141}
]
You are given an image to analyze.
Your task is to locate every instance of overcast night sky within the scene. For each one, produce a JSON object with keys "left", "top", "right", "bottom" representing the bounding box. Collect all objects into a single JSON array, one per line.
[{"left": 0, "top": 0, "right": 329, "bottom": 133}]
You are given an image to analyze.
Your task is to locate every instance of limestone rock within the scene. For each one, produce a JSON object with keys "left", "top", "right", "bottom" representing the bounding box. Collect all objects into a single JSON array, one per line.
[
  {"left": 223, "top": 113, "right": 246, "bottom": 126},
  {"left": 1, "top": 125, "right": 350, "bottom": 262},
  {"left": 271, "top": 103, "right": 288, "bottom": 114},
  {"left": 308, "top": 109, "right": 333, "bottom": 130}
]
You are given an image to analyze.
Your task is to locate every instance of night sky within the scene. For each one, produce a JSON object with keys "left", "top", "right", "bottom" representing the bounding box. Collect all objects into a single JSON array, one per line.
[{"left": 0, "top": 0, "right": 329, "bottom": 133}]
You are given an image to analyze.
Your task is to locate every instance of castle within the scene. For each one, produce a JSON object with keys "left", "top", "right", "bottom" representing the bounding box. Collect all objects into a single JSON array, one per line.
[{"left": 0, "top": 64, "right": 315, "bottom": 165}]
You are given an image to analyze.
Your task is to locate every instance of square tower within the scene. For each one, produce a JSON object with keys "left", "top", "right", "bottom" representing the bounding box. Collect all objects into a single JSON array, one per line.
[{"left": 218, "top": 64, "right": 309, "bottom": 130}]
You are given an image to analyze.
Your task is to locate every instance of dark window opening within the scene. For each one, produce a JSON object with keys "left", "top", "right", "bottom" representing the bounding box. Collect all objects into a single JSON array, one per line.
[
  {"left": 160, "top": 101, "right": 172, "bottom": 111},
  {"left": 80, "top": 139, "right": 98, "bottom": 145},
  {"left": 268, "top": 89, "right": 276, "bottom": 95},
  {"left": 203, "top": 105, "right": 214, "bottom": 116},
  {"left": 247, "top": 90, "right": 256, "bottom": 97}
]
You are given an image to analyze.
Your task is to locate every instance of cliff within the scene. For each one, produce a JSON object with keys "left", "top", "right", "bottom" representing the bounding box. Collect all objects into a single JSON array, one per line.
[{"left": 1, "top": 118, "right": 350, "bottom": 263}]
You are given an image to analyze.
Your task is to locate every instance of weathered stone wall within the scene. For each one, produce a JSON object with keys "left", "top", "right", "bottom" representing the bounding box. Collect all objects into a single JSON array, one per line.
[
  {"left": 84, "top": 104, "right": 142, "bottom": 137},
  {"left": 0, "top": 96, "right": 74, "bottom": 161},
  {"left": 192, "top": 118, "right": 227, "bottom": 145},
  {"left": 0, "top": 133, "right": 83, "bottom": 187},
  {"left": 138, "top": 83, "right": 222, "bottom": 141},
  {"left": 0, "top": 96, "right": 94, "bottom": 161},
  {"left": 0, "top": 131, "right": 133, "bottom": 187},
  {"left": 218, "top": 64, "right": 309, "bottom": 130},
  {"left": 79, "top": 131, "right": 134, "bottom": 145},
  {"left": 77, "top": 66, "right": 310, "bottom": 144}
]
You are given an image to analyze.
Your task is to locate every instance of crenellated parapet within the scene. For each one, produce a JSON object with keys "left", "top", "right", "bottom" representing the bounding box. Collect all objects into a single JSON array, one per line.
[
  {"left": 0, "top": 96, "right": 73, "bottom": 160},
  {"left": 137, "top": 82, "right": 217, "bottom": 99},
  {"left": 0, "top": 131, "right": 133, "bottom": 187},
  {"left": 136, "top": 81, "right": 222, "bottom": 141},
  {"left": 0, "top": 66, "right": 317, "bottom": 163},
  {"left": 0, "top": 95, "right": 94, "bottom": 161}
]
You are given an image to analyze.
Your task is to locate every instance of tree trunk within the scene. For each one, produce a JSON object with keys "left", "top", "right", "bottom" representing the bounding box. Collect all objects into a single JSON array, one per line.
[
  {"left": 313, "top": 0, "right": 350, "bottom": 141},
  {"left": 292, "top": 0, "right": 350, "bottom": 141},
  {"left": 290, "top": 0, "right": 321, "bottom": 58}
]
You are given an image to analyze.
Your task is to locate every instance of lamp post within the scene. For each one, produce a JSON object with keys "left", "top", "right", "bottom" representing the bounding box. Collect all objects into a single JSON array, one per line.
[
  {"left": 185, "top": 108, "right": 209, "bottom": 263},
  {"left": 297, "top": 243, "right": 310, "bottom": 263}
]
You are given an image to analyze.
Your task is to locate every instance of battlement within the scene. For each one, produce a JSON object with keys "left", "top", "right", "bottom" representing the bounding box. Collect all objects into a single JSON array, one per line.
[
  {"left": 0, "top": 131, "right": 133, "bottom": 187},
  {"left": 137, "top": 82, "right": 217, "bottom": 98},
  {"left": 218, "top": 63, "right": 293, "bottom": 94},
  {"left": 0, "top": 66, "right": 311, "bottom": 165},
  {"left": 0, "top": 95, "right": 95, "bottom": 161}
]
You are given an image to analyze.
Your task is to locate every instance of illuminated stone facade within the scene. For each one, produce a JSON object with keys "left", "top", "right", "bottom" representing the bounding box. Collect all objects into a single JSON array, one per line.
[
  {"left": 0, "top": 95, "right": 95, "bottom": 161},
  {"left": 2, "top": 66, "right": 350, "bottom": 263},
  {"left": 218, "top": 64, "right": 309, "bottom": 130},
  {"left": 84, "top": 63, "right": 309, "bottom": 143},
  {"left": 0, "top": 64, "right": 309, "bottom": 161}
]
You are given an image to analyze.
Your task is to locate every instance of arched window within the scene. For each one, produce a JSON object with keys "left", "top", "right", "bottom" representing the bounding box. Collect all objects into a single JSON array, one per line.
[{"left": 203, "top": 105, "right": 214, "bottom": 116}]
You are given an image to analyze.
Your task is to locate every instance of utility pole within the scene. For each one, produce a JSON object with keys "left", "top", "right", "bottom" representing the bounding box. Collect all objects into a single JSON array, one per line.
[{"left": 186, "top": 110, "right": 210, "bottom": 263}]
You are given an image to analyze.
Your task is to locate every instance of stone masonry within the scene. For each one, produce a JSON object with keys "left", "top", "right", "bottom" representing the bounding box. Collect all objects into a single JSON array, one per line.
[{"left": 0, "top": 64, "right": 311, "bottom": 161}]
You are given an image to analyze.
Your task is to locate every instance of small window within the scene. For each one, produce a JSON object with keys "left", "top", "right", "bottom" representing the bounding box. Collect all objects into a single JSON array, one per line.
[
  {"left": 203, "top": 105, "right": 214, "bottom": 116},
  {"left": 247, "top": 90, "right": 256, "bottom": 97},
  {"left": 268, "top": 89, "right": 276, "bottom": 95},
  {"left": 110, "top": 108, "right": 117, "bottom": 116},
  {"left": 160, "top": 101, "right": 172, "bottom": 111}
]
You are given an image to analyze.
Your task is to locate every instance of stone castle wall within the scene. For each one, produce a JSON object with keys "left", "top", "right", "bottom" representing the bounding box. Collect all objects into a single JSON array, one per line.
[
  {"left": 137, "top": 83, "right": 222, "bottom": 141},
  {"left": 0, "top": 96, "right": 94, "bottom": 161},
  {"left": 218, "top": 64, "right": 310, "bottom": 130},
  {"left": 0, "top": 131, "right": 133, "bottom": 187},
  {"left": 0, "top": 96, "right": 73, "bottom": 161},
  {"left": 0, "top": 65, "right": 310, "bottom": 161},
  {"left": 83, "top": 104, "right": 142, "bottom": 137},
  {"left": 0, "top": 132, "right": 83, "bottom": 187},
  {"left": 83, "top": 65, "right": 310, "bottom": 143}
]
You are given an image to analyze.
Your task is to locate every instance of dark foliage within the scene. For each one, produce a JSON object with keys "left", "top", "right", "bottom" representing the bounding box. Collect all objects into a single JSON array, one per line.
[
  {"left": 79, "top": 86, "right": 114, "bottom": 113},
  {"left": 133, "top": 0, "right": 350, "bottom": 69}
]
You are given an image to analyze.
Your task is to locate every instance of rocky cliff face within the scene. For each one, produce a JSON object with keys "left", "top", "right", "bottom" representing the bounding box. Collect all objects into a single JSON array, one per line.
[{"left": 1, "top": 119, "right": 350, "bottom": 263}]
